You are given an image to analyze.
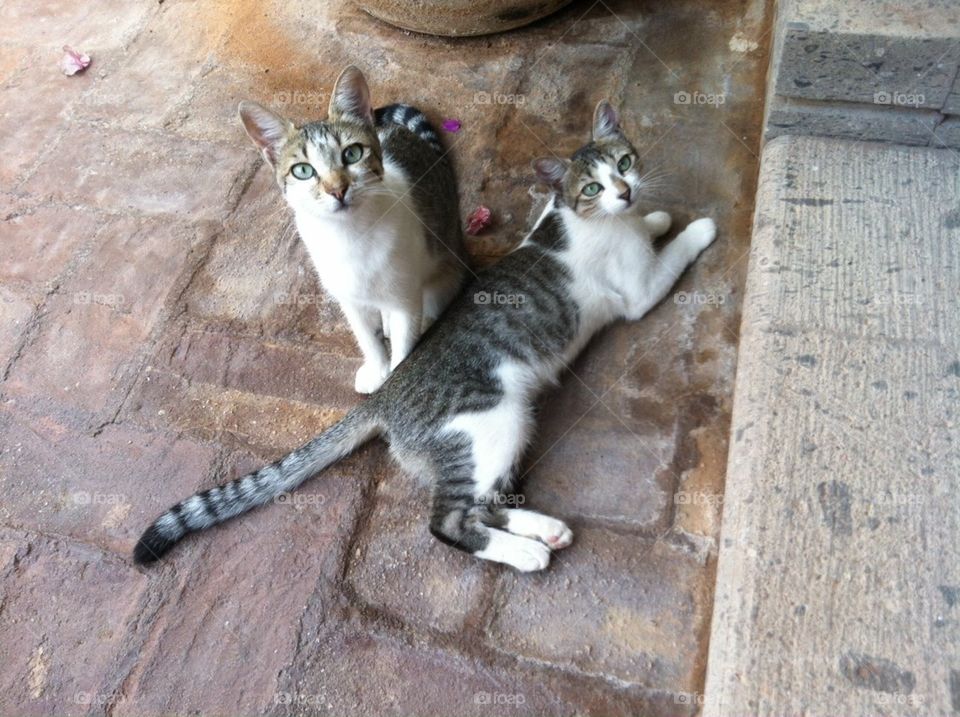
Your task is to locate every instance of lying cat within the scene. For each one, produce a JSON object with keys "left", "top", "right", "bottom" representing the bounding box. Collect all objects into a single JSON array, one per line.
[
  {"left": 239, "top": 66, "right": 467, "bottom": 393},
  {"left": 135, "top": 101, "right": 716, "bottom": 572}
]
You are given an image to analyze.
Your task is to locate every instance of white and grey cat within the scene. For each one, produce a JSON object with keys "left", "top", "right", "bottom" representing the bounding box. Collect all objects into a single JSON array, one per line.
[
  {"left": 135, "top": 101, "right": 716, "bottom": 572},
  {"left": 239, "top": 66, "right": 467, "bottom": 393}
]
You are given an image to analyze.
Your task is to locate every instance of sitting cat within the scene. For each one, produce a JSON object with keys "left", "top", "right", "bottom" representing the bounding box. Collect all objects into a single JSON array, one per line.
[
  {"left": 239, "top": 66, "right": 467, "bottom": 393},
  {"left": 135, "top": 101, "right": 716, "bottom": 572}
]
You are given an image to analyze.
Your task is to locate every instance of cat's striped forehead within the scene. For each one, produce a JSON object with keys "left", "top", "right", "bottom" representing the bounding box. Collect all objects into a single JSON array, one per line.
[
  {"left": 275, "top": 118, "right": 380, "bottom": 173},
  {"left": 570, "top": 137, "right": 635, "bottom": 175},
  {"left": 300, "top": 119, "right": 375, "bottom": 148}
]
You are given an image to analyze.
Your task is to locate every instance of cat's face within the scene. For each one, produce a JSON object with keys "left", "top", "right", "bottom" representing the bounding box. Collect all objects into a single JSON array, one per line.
[
  {"left": 239, "top": 66, "right": 384, "bottom": 218},
  {"left": 534, "top": 101, "right": 645, "bottom": 219}
]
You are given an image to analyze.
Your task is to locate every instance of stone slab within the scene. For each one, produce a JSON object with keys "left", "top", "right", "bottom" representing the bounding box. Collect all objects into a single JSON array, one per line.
[
  {"left": 21, "top": 126, "right": 253, "bottom": 221},
  {"left": 0, "top": 530, "right": 152, "bottom": 716},
  {"left": 2, "top": 217, "right": 214, "bottom": 424},
  {"left": 277, "top": 624, "right": 690, "bottom": 717},
  {"left": 113, "top": 446, "right": 375, "bottom": 716},
  {"left": 773, "top": 0, "right": 960, "bottom": 109},
  {"left": 0, "top": 406, "right": 219, "bottom": 556},
  {"left": 933, "top": 116, "right": 960, "bottom": 149},
  {"left": 346, "top": 469, "right": 490, "bottom": 634},
  {"left": 0, "top": 0, "right": 774, "bottom": 712},
  {"left": 487, "top": 530, "right": 711, "bottom": 693},
  {"left": 0, "top": 288, "right": 34, "bottom": 368},
  {"left": 766, "top": 94, "right": 943, "bottom": 146},
  {"left": 703, "top": 135, "right": 960, "bottom": 715}
]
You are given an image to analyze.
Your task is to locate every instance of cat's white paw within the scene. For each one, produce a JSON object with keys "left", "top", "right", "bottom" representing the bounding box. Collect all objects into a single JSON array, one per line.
[
  {"left": 506, "top": 538, "right": 552, "bottom": 572},
  {"left": 683, "top": 217, "right": 717, "bottom": 253},
  {"left": 545, "top": 522, "right": 574, "bottom": 550},
  {"left": 354, "top": 361, "right": 388, "bottom": 394},
  {"left": 504, "top": 510, "right": 574, "bottom": 550},
  {"left": 476, "top": 532, "right": 551, "bottom": 572},
  {"left": 644, "top": 210, "right": 672, "bottom": 238}
]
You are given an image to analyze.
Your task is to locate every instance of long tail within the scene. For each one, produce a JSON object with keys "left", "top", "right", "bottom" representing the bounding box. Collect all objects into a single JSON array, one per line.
[
  {"left": 133, "top": 407, "right": 381, "bottom": 565},
  {"left": 374, "top": 103, "right": 443, "bottom": 152}
]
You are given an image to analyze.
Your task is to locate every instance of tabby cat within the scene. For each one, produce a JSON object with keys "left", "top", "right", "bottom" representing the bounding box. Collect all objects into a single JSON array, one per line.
[
  {"left": 135, "top": 101, "right": 716, "bottom": 571},
  {"left": 239, "top": 66, "right": 467, "bottom": 393}
]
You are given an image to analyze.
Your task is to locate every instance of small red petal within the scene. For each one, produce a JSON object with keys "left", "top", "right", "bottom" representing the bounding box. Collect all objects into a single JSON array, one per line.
[
  {"left": 466, "top": 205, "right": 492, "bottom": 236},
  {"left": 59, "top": 45, "right": 91, "bottom": 76},
  {"left": 441, "top": 118, "right": 462, "bottom": 133}
]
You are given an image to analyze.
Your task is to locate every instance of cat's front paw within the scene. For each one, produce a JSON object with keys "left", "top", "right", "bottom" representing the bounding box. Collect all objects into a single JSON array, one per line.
[
  {"left": 354, "top": 361, "right": 388, "bottom": 394},
  {"left": 683, "top": 217, "right": 717, "bottom": 254},
  {"left": 644, "top": 210, "right": 672, "bottom": 238}
]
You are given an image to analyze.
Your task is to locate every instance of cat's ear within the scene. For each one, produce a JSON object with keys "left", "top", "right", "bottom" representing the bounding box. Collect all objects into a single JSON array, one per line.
[
  {"left": 533, "top": 157, "right": 568, "bottom": 190},
  {"left": 329, "top": 65, "right": 374, "bottom": 125},
  {"left": 592, "top": 100, "right": 621, "bottom": 140},
  {"left": 238, "top": 101, "right": 295, "bottom": 166}
]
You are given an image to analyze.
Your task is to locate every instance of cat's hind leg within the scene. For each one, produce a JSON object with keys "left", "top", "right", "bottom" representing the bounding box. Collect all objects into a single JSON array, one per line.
[
  {"left": 430, "top": 495, "right": 551, "bottom": 572},
  {"left": 428, "top": 404, "right": 550, "bottom": 571},
  {"left": 497, "top": 508, "right": 573, "bottom": 549}
]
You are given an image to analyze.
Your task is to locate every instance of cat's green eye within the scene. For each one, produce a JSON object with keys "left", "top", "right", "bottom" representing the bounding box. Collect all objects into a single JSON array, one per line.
[
  {"left": 582, "top": 182, "right": 603, "bottom": 197},
  {"left": 291, "top": 163, "right": 315, "bottom": 180},
  {"left": 342, "top": 143, "right": 363, "bottom": 165},
  {"left": 617, "top": 154, "right": 633, "bottom": 173}
]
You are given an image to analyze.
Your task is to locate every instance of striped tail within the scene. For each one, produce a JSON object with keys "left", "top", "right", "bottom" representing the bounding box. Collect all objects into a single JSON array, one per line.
[
  {"left": 374, "top": 103, "right": 443, "bottom": 152},
  {"left": 133, "top": 407, "right": 381, "bottom": 565}
]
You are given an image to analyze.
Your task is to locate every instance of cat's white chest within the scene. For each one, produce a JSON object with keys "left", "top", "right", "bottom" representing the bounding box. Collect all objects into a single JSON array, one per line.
[
  {"left": 292, "top": 168, "right": 427, "bottom": 307},
  {"left": 562, "top": 214, "right": 655, "bottom": 324},
  {"left": 296, "top": 212, "right": 396, "bottom": 297}
]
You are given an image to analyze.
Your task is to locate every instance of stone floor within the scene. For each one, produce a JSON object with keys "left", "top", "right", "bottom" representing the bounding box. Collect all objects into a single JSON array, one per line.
[{"left": 0, "top": 0, "right": 770, "bottom": 714}]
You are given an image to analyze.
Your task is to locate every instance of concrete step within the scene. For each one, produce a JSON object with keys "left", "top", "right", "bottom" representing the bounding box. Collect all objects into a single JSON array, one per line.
[
  {"left": 703, "top": 134, "right": 960, "bottom": 715},
  {"left": 766, "top": 0, "right": 960, "bottom": 147}
]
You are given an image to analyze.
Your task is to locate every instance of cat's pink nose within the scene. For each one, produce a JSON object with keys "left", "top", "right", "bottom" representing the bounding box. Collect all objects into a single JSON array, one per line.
[
  {"left": 618, "top": 186, "right": 631, "bottom": 203},
  {"left": 326, "top": 186, "right": 347, "bottom": 203}
]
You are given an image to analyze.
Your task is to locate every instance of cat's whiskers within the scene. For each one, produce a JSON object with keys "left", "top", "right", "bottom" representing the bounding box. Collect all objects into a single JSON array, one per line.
[{"left": 635, "top": 166, "right": 672, "bottom": 194}]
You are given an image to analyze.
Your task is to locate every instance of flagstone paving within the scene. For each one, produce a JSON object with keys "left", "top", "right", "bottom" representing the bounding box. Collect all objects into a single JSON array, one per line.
[{"left": 0, "top": 0, "right": 769, "bottom": 713}]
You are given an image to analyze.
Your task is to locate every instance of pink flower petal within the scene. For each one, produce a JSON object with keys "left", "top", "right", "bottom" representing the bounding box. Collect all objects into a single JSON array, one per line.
[
  {"left": 466, "top": 205, "right": 492, "bottom": 236},
  {"left": 441, "top": 118, "right": 462, "bottom": 133},
  {"left": 59, "top": 46, "right": 91, "bottom": 76}
]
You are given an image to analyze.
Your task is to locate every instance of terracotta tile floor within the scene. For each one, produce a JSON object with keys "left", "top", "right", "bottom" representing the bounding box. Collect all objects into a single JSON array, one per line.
[{"left": 0, "top": 0, "right": 770, "bottom": 713}]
